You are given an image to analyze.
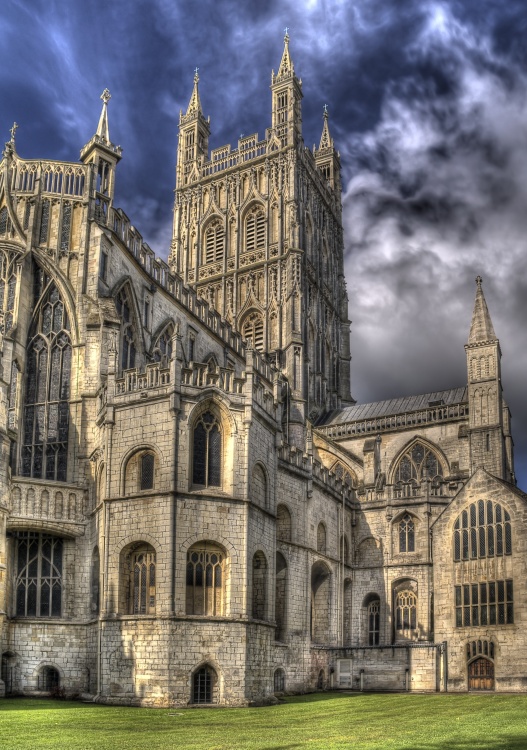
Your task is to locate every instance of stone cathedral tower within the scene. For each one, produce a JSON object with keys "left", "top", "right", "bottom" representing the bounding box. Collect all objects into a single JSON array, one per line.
[{"left": 170, "top": 34, "right": 353, "bottom": 444}]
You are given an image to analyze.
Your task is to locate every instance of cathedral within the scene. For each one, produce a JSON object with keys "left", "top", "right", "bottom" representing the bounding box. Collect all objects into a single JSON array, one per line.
[{"left": 0, "top": 35, "right": 525, "bottom": 705}]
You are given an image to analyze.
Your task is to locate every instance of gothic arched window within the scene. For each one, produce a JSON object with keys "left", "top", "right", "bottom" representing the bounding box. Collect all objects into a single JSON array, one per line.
[
  {"left": 22, "top": 282, "right": 71, "bottom": 481},
  {"left": 15, "top": 532, "right": 63, "bottom": 617},
  {"left": 252, "top": 551, "right": 268, "bottom": 620},
  {"left": 204, "top": 220, "right": 224, "bottom": 264},
  {"left": 242, "top": 312, "right": 264, "bottom": 351},
  {"left": 453, "top": 500, "right": 512, "bottom": 562},
  {"left": 115, "top": 287, "right": 137, "bottom": 372},
  {"left": 395, "top": 589, "right": 417, "bottom": 634},
  {"left": 186, "top": 543, "right": 225, "bottom": 615},
  {"left": 140, "top": 453, "right": 155, "bottom": 490},
  {"left": 317, "top": 523, "right": 326, "bottom": 554},
  {"left": 192, "top": 411, "right": 222, "bottom": 487},
  {"left": 0, "top": 249, "right": 17, "bottom": 331},
  {"left": 127, "top": 544, "right": 156, "bottom": 615},
  {"left": 394, "top": 442, "right": 443, "bottom": 498},
  {"left": 0, "top": 206, "right": 9, "bottom": 236},
  {"left": 368, "top": 598, "right": 380, "bottom": 645},
  {"left": 277, "top": 504, "right": 292, "bottom": 542},
  {"left": 152, "top": 326, "right": 173, "bottom": 363},
  {"left": 399, "top": 514, "right": 415, "bottom": 553},
  {"left": 245, "top": 206, "right": 266, "bottom": 252}
]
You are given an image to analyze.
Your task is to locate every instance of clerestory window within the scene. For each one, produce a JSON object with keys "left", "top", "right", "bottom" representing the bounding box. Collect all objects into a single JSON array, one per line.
[{"left": 399, "top": 514, "right": 415, "bottom": 553}]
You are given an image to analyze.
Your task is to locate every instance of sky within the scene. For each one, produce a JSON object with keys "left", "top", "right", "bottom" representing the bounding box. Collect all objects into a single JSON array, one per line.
[{"left": 2, "top": 0, "right": 527, "bottom": 486}]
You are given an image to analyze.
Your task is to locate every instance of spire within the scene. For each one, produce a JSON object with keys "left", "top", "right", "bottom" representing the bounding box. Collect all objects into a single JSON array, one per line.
[
  {"left": 186, "top": 68, "right": 203, "bottom": 116},
  {"left": 276, "top": 28, "right": 294, "bottom": 79},
  {"left": 468, "top": 276, "right": 497, "bottom": 344},
  {"left": 318, "top": 105, "right": 333, "bottom": 150},
  {"left": 96, "top": 89, "right": 111, "bottom": 143}
]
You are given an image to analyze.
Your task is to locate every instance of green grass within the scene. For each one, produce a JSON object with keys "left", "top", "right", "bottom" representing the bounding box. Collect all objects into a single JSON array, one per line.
[{"left": 1, "top": 693, "right": 527, "bottom": 750}]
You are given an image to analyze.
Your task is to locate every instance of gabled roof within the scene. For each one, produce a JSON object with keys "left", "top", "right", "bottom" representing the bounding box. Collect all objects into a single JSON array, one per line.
[{"left": 317, "top": 386, "right": 468, "bottom": 426}]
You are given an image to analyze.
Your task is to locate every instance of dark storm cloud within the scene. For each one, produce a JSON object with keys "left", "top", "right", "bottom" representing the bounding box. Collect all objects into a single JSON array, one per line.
[{"left": 2, "top": 0, "right": 527, "bottom": 483}]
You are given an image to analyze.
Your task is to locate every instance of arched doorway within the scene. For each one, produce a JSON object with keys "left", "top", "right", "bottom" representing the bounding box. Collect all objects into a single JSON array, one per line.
[{"left": 468, "top": 657, "right": 494, "bottom": 690}]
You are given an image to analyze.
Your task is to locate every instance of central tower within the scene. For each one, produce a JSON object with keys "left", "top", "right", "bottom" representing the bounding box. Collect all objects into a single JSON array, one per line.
[{"left": 170, "top": 34, "right": 353, "bottom": 439}]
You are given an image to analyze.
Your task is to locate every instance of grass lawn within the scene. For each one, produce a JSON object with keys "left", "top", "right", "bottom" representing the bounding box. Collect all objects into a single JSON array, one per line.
[{"left": 2, "top": 693, "right": 527, "bottom": 750}]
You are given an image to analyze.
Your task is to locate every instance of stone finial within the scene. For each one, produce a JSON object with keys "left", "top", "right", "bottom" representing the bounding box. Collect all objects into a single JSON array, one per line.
[
  {"left": 468, "top": 275, "right": 497, "bottom": 344},
  {"left": 10, "top": 122, "right": 18, "bottom": 143}
]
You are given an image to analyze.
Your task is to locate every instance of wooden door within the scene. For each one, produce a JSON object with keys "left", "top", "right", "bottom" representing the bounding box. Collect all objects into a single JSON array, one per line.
[{"left": 468, "top": 657, "right": 494, "bottom": 690}]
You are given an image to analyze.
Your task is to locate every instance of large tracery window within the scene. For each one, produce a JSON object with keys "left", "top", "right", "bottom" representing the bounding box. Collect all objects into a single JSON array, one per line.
[
  {"left": 399, "top": 514, "right": 415, "bottom": 553},
  {"left": 152, "top": 326, "right": 173, "bottom": 363},
  {"left": 455, "top": 580, "right": 513, "bottom": 627},
  {"left": 186, "top": 543, "right": 225, "bottom": 616},
  {"left": 15, "top": 532, "right": 63, "bottom": 617},
  {"left": 394, "top": 442, "right": 443, "bottom": 498},
  {"left": 245, "top": 207, "right": 266, "bottom": 252},
  {"left": 192, "top": 411, "right": 222, "bottom": 487},
  {"left": 204, "top": 221, "right": 225, "bottom": 264},
  {"left": 454, "top": 500, "right": 512, "bottom": 561},
  {"left": 242, "top": 312, "right": 264, "bottom": 352},
  {"left": 0, "top": 250, "right": 17, "bottom": 332},
  {"left": 22, "top": 281, "right": 71, "bottom": 481},
  {"left": 115, "top": 288, "right": 137, "bottom": 372}
]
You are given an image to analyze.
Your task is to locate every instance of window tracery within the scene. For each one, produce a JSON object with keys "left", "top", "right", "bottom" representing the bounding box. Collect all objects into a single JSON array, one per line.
[
  {"left": 152, "top": 326, "right": 173, "bottom": 363},
  {"left": 453, "top": 500, "right": 512, "bottom": 561},
  {"left": 0, "top": 249, "right": 17, "bottom": 331},
  {"left": 455, "top": 580, "right": 513, "bottom": 626},
  {"left": 22, "top": 282, "right": 71, "bottom": 481},
  {"left": 395, "top": 589, "right": 417, "bottom": 633},
  {"left": 399, "top": 514, "right": 415, "bottom": 553},
  {"left": 368, "top": 598, "right": 380, "bottom": 645},
  {"left": 127, "top": 545, "right": 156, "bottom": 615},
  {"left": 192, "top": 411, "right": 222, "bottom": 487},
  {"left": 394, "top": 442, "right": 443, "bottom": 498},
  {"left": 115, "top": 288, "right": 137, "bottom": 372},
  {"left": 186, "top": 544, "right": 225, "bottom": 615},
  {"left": 15, "top": 532, "right": 63, "bottom": 617}
]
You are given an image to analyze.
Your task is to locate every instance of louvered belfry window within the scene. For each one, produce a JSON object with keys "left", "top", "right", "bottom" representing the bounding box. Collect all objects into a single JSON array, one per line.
[
  {"left": 22, "top": 278, "right": 71, "bottom": 482},
  {"left": 192, "top": 411, "right": 222, "bottom": 487},
  {"left": 245, "top": 207, "right": 266, "bottom": 252},
  {"left": 242, "top": 312, "right": 264, "bottom": 352},
  {"left": 204, "top": 221, "right": 224, "bottom": 264}
]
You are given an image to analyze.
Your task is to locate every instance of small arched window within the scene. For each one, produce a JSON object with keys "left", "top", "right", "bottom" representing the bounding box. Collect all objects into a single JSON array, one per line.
[
  {"left": 186, "top": 543, "right": 225, "bottom": 616},
  {"left": 399, "top": 514, "right": 415, "bottom": 553},
  {"left": 317, "top": 523, "right": 326, "bottom": 554},
  {"left": 274, "top": 668, "right": 285, "bottom": 693},
  {"left": 38, "top": 666, "right": 60, "bottom": 692},
  {"left": 91, "top": 547, "right": 100, "bottom": 615},
  {"left": 140, "top": 453, "right": 155, "bottom": 491},
  {"left": 115, "top": 287, "right": 137, "bottom": 372},
  {"left": 192, "top": 411, "right": 222, "bottom": 487},
  {"left": 127, "top": 545, "right": 156, "bottom": 615},
  {"left": 192, "top": 665, "right": 218, "bottom": 704},
  {"left": 252, "top": 551, "right": 268, "bottom": 620},
  {"left": 368, "top": 598, "right": 380, "bottom": 645},
  {"left": 204, "top": 220, "right": 225, "bottom": 264},
  {"left": 245, "top": 206, "right": 266, "bottom": 251},
  {"left": 395, "top": 589, "right": 417, "bottom": 634}
]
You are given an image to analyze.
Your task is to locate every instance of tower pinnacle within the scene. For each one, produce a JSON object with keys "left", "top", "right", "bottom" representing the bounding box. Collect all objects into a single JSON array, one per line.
[
  {"left": 185, "top": 69, "right": 203, "bottom": 117},
  {"left": 276, "top": 29, "right": 294, "bottom": 79},
  {"left": 468, "top": 276, "right": 497, "bottom": 344},
  {"left": 96, "top": 89, "right": 111, "bottom": 143},
  {"left": 318, "top": 105, "right": 333, "bottom": 150}
]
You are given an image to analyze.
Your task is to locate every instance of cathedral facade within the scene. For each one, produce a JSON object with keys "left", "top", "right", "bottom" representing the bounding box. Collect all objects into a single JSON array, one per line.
[{"left": 0, "top": 36, "right": 526, "bottom": 705}]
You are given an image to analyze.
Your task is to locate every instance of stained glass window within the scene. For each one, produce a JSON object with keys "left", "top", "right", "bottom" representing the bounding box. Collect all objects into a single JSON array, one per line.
[
  {"left": 60, "top": 203, "right": 72, "bottom": 252},
  {"left": 453, "top": 501, "right": 512, "bottom": 561},
  {"left": 22, "top": 277, "right": 71, "bottom": 481},
  {"left": 15, "top": 532, "right": 63, "bottom": 617},
  {"left": 39, "top": 200, "right": 50, "bottom": 244},
  {"left": 192, "top": 411, "right": 222, "bottom": 487},
  {"left": 455, "top": 580, "right": 513, "bottom": 627}
]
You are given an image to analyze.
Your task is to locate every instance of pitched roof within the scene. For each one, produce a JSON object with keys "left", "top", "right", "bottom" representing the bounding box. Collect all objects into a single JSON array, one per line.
[{"left": 317, "top": 386, "right": 468, "bottom": 426}]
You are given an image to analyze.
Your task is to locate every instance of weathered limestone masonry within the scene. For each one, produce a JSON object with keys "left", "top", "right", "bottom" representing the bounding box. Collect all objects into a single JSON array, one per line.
[{"left": 0, "top": 36, "right": 526, "bottom": 705}]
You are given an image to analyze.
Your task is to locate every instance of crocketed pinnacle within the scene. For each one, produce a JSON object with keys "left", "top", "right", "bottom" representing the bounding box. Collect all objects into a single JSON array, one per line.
[
  {"left": 186, "top": 69, "right": 203, "bottom": 116},
  {"left": 468, "top": 276, "right": 497, "bottom": 344},
  {"left": 318, "top": 105, "right": 333, "bottom": 150},
  {"left": 276, "top": 30, "right": 294, "bottom": 79},
  {"left": 96, "top": 89, "right": 111, "bottom": 142}
]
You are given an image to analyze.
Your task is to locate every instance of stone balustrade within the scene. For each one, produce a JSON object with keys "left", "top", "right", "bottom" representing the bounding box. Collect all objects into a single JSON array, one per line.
[{"left": 8, "top": 478, "right": 86, "bottom": 534}]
